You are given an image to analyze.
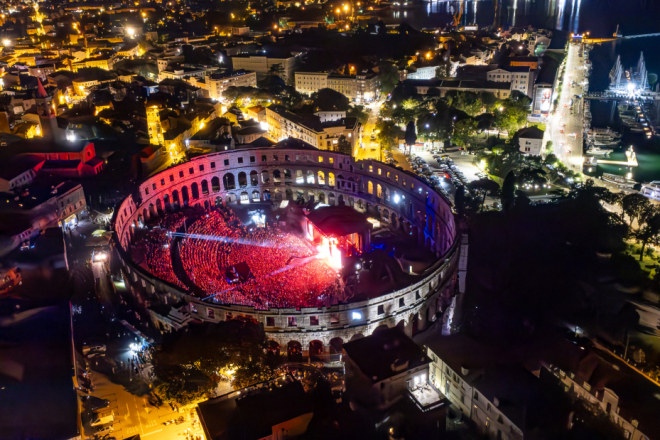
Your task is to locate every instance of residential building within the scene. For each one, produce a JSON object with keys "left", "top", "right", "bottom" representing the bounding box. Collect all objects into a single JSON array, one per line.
[
  {"left": 508, "top": 56, "right": 539, "bottom": 70},
  {"left": 295, "top": 71, "right": 379, "bottom": 102},
  {"left": 343, "top": 326, "right": 446, "bottom": 411},
  {"left": 230, "top": 54, "right": 299, "bottom": 81},
  {"left": 407, "top": 65, "right": 442, "bottom": 80},
  {"left": 265, "top": 105, "right": 362, "bottom": 155},
  {"left": 517, "top": 126, "right": 544, "bottom": 155},
  {"left": 198, "top": 376, "right": 313, "bottom": 440},
  {"left": 487, "top": 66, "right": 534, "bottom": 97},
  {"left": 205, "top": 69, "right": 257, "bottom": 100}
]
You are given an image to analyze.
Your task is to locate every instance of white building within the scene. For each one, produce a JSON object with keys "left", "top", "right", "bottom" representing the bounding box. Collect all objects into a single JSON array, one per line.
[
  {"left": 487, "top": 66, "right": 534, "bottom": 97},
  {"left": 205, "top": 70, "right": 257, "bottom": 100},
  {"left": 295, "top": 71, "right": 328, "bottom": 95},
  {"left": 517, "top": 126, "right": 544, "bottom": 155},
  {"left": 230, "top": 54, "right": 299, "bottom": 81},
  {"left": 265, "top": 105, "right": 362, "bottom": 155},
  {"left": 294, "top": 71, "right": 379, "bottom": 102}
]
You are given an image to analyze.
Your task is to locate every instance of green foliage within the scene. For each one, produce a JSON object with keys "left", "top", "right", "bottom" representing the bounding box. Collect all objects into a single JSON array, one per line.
[
  {"left": 445, "top": 91, "right": 483, "bottom": 117},
  {"left": 347, "top": 105, "right": 370, "bottom": 125},
  {"left": 545, "top": 140, "right": 553, "bottom": 154},
  {"left": 404, "top": 120, "right": 417, "bottom": 146},
  {"left": 375, "top": 118, "right": 401, "bottom": 152},
  {"left": 452, "top": 118, "right": 478, "bottom": 147},
  {"left": 309, "top": 88, "right": 350, "bottom": 111},
  {"left": 378, "top": 62, "right": 400, "bottom": 94},
  {"left": 152, "top": 319, "right": 276, "bottom": 405},
  {"left": 501, "top": 171, "right": 516, "bottom": 211},
  {"left": 495, "top": 94, "right": 531, "bottom": 136}
]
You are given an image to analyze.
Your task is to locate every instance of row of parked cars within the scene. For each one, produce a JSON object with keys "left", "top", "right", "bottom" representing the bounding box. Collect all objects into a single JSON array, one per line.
[{"left": 434, "top": 156, "right": 470, "bottom": 189}]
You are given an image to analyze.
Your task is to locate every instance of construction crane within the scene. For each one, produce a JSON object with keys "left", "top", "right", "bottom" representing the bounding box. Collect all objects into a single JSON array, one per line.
[{"left": 452, "top": 1, "right": 463, "bottom": 27}]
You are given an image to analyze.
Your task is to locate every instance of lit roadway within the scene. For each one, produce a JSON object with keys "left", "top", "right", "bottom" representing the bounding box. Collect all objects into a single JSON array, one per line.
[{"left": 546, "top": 41, "right": 586, "bottom": 173}]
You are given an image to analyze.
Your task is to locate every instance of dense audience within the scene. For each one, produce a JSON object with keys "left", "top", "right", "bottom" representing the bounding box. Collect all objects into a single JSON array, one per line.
[{"left": 179, "top": 210, "right": 342, "bottom": 309}]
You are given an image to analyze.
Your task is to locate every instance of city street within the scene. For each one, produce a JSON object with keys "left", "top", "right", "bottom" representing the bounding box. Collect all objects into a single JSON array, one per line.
[
  {"left": 546, "top": 42, "right": 587, "bottom": 173},
  {"left": 355, "top": 100, "right": 385, "bottom": 162}
]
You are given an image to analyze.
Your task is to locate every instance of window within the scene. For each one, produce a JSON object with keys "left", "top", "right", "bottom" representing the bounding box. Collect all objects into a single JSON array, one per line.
[
  {"left": 169, "top": 174, "right": 174, "bottom": 182},
  {"left": 288, "top": 316, "right": 297, "bottom": 326},
  {"left": 266, "top": 317, "right": 275, "bottom": 326},
  {"left": 145, "top": 187, "right": 149, "bottom": 195},
  {"left": 399, "top": 298, "right": 405, "bottom": 308},
  {"left": 261, "top": 155, "right": 267, "bottom": 162},
  {"left": 238, "top": 157, "right": 244, "bottom": 164},
  {"left": 318, "top": 156, "right": 323, "bottom": 163},
  {"left": 416, "top": 291, "right": 421, "bottom": 300},
  {"left": 250, "top": 156, "right": 255, "bottom": 163},
  {"left": 189, "top": 167, "right": 194, "bottom": 175},
  {"left": 273, "top": 155, "right": 278, "bottom": 161},
  {"left": 310, "top": 316, "right": 319, "bottom": 326},
  {"left": 369, "top": 165, "right": 373, "bottom": 172},
  {"left": 161, "top": 179, "right": 165, "bottom": 186},
  {"left": 199, "top": 164, "right": 204, "bottom": 172},
  {"left": 329, "top": 158, "right": 333, "bottom": 164},
  {"left": 152, "top": 183, "right": 156, "bottom": 190},
  {"left": 377, "top": 305, "right": 384, "bottom": 315},
  {"left": 330, "top": 313, "right": 340, "bottom": 324},
  {"left": 179, "top": 171, "right": 184, "bottom": 178},
  {"left": 224, "top": 159, "right": 229, "bottom": 166},
  {"left": 210, "top": 162, "right": 216, "bottom": 169},
  {"left": 285, "top": 155, "right": 290, "bottom": 161}
]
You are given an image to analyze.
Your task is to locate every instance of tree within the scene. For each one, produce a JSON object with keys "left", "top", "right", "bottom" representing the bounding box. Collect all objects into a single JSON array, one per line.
[
  {"left": 445, "top": 91, "right": 483, "bottom": 117},
  {"left": 404, "top": 120, "right": 417, "bottom": 153},
  {"left": 309, "top": 88, "right": 350, "bottom": 111},
  {"left": 545, "top": 140, "right": 553, "bottom": 155},
  {"left": 468, "top": 178, "right": 500, "bottom": 210},
  {"left": 375, "top": 119, "right": 401, "bottom": 152},
  {"left": 636, "top": 212, "right": 660, "bottom": 261},
  {"left": 378, "top": 62, "right": 400, "bottom": 94},
  {"left": 648, "top": 73, "right": 658, "bottom": 90},
  {"left": 501, "top": 171, "right": 516, "bottom": 211},
  {"left": 347, "top": 105, "right": 370, "bottom": 125},
  {"left": 452, "top": 118, "right": 478, "bottom": 147},
  {"left": 621, "top": 193, "right": 650, "bottom": 228}
]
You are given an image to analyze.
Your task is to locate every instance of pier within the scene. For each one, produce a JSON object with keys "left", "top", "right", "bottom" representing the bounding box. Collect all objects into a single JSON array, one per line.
[{"left": 589, "top": 147, "right": 639, "bottom": 167}]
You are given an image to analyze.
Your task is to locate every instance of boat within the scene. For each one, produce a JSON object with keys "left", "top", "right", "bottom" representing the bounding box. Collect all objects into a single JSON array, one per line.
[
  {"left": 602, "top": 172, "right": 637, "bottom": 188},
  {"left": 641, "top": 181, "right": 660, "bottom": 202},
  {"left": 590, "top": 139, "right": 620, "bottom": 146},
  {"left": 586, "top": 147, "right": 613, "bottom": 156}
]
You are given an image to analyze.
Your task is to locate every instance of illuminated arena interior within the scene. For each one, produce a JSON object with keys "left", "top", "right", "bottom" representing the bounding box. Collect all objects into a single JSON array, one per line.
[{"left": 114, "top": 142, "right": 459, "bottom": 344}]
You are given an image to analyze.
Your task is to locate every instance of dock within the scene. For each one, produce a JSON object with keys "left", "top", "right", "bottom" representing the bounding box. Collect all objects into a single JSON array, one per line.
[{"left": 591, "top": 147, "right": 639, "bottom": 167}]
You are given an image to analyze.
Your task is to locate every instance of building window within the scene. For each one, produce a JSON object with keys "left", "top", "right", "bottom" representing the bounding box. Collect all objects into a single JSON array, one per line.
[
  {"left": 189, "top": 167, "right": 194, "bottom": 175},
  {"left": 152, "top": 183, "right": 156, "bottom": 190},
  {"left": 399, "top": 298, "right": 405, "bottom": 308},
  {"left": 330, "top": 313, "right": 340, "bottom": 324},
  {"left": 250, "top": 156, "right": 256, "bottom": 163},
  {"left": 262, "top": 155, "right": 267, "bottom": 162},
  {"left": 210, "top": 162, "right": 216, "bottom": 169},
  {"left": 238, "top": 157, "right": 244, "bottom": 164},
  {"left": 310, "top": 316, "right": 319, "bottom": 326},
  {"left": 266, "top": 317, "right": 275, "bottom": 326},
  {"left": 288, "top": 316, "right": 297, "bottom": 327},
  {"left": 169, "top": 174, "right": 174, "bottom": 182},
  {"left": 377, "top": 305, "right": 385, "bottom": 315},
  {"left": 199, "top": 164, "right": 204, "bottom": 172},
  {"left": 161, "top": 179, "right": 165, "bottom": 186},
  {"left": 179, "top": 171, "right": 184, "bottom": 178}
]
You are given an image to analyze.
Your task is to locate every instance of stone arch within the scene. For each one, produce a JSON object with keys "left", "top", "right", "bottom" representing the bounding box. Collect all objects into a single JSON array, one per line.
[
  {"left": 215, "top": 196, "right": 222, "bottom": 206},
  {"left": 285, "top": 188, "right": 293, "bottom": 200},
  {"left": 306, "top": 170, "right": 315, "bottom": 184},
  {"left": 266, "top": 340, "right": 281, "bottom": 356},
  {"left": 223, "top": 173, "right": 235, "bottom": 190},
  {"left": 163, "top": 194, "right": 171, "bottom": 212},
  {"left": 201, "top": 179, "right": 209, "bottom": 195},
  {"left": 182, "top": 186, "right": 190, "bottom": 206},
  {"left": 372, "top": 323, "right": 390, "bottom": 336},
  {"left": 348, "top": 196, "right": 355, "bottom": 207},
  {"left": 317, "top": 192, "right": 326, "bottom": 203},
  {"left": 156, "top": 198, "right": 163, "bottom": 214},
  {"left": 349, "top": 333, "right": 365, "bottom": 342},
  {"left": 338, "top": 194, "right": 345, "bottom": 205},
  {"left": 250, "top": 170, "right": 258, "bottom": 186},
  {"left": 263, "top": 189, "right": 271, "bottom": 201},
  {"left": 376, "top": 184, "right": 383, "bottom": 198},
  {"left": 284, "top": 169, "right": 292, "bottom": 183},
  {"left": 295, "top": 169, "right": 304, "bottom": 183},
  {"left": 328, "top": 192, "right": 336, "bottom": 205},
  {"left": 191, "top": 182, "right": 200, "bottom": 200},
  {"left": 309, "top": 340, "right": 324, "bottom": 358},
  {"left": 287, "top": 340, "right": 303, "bottom": 361},
  {"left": 273, "top": 169, "right": 281, "bottom": 183},
  {"left": 318, "top": 170, "right": 325, "bottom": 185},
  {"left": 240, "top": 191, "right": 249, "bottom": 202},
  {"left": 138, "top": 212, "right": 144, "bottom": 226},
  {"left": 368, "top": 181, "right": 374, "bottom": 195},
  {"left": 329, "top": 337, "right": 344, "bottom": 354},
  {"left": 382, "top": 209, "right": 390, "bottom": 222},
  {"left": 172, "top": 190, "right": 180, "bottom": 209},
  {"left": 211, "top": 176, "right": 220, "bottom": 192},
  {"left": 204, "top": 200, "right": 210, "bottom": 210},
  {"left": 261, "top": 170, "right": 270, "bottom": 184},
  {"left": 251, "top": 190, "right": 260, "bottom": 201},
  {"left": 273, "top": 189, "right": 282, "bottom": 201},
  {"left": 225, "top": 193, "right": 236, "bottom": 203},
  {"left": 328, "top": 172, "right": 335, "bottom": 187},
  {"left": 238, "top": 172, "right": 247, "bottom": 187}
]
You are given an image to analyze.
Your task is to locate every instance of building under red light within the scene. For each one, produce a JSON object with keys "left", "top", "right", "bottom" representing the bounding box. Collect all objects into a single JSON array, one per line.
[{"left": 305, "top": 205, "right": 374, "bottom": 258}]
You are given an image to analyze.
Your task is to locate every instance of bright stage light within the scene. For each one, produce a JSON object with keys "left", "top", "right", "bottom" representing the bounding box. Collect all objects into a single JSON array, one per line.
[
  {"left": 316, "top": 236, "right": 342, "bottom": 270},
  {"left": 393, "top": 194, "right": 401, "bottom": 204},
  {"left": 352, "top": 311, "right": 362, "bottom": 320}
]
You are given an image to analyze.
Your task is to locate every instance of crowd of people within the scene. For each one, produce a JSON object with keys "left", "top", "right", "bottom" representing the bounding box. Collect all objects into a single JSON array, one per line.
[{"left": 179, "top": 210, "right": 342, "bottom": 309}]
